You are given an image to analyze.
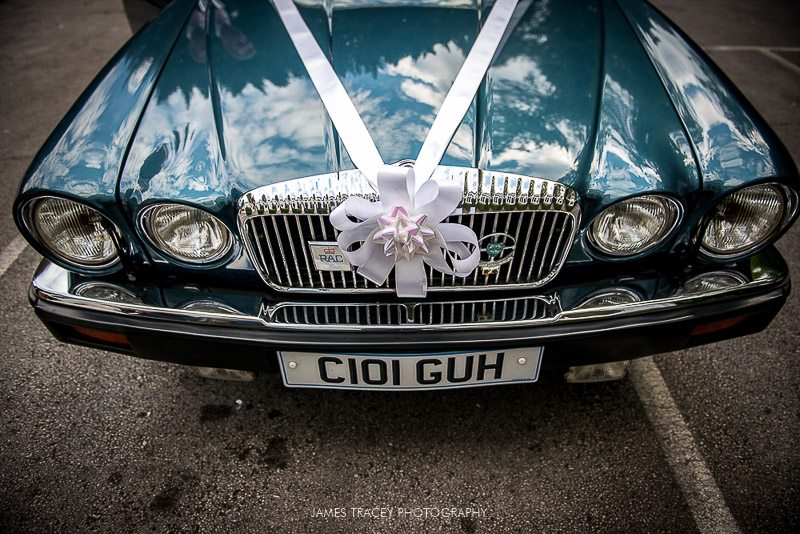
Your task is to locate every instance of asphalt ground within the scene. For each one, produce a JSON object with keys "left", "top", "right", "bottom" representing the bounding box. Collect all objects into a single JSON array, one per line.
[{"left": 0, "top": 1, "right": 798, "bottom": 532}]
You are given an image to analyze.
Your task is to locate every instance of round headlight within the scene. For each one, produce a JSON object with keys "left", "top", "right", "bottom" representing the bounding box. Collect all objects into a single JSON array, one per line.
[
  {"left": 590, "top": 195, "right": 680, "bottom": 256},
  {"left": 701, "top": 184, "right": 785, "bottom": 257},
  {"left": 142, "top": 204, "right": 231, "bottom": 263},
  {"left": 29, "top": 197, "right": 119, "bottom": 268}
]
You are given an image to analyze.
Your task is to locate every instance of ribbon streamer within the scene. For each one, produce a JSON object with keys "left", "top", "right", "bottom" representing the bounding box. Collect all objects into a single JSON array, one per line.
[
  {"left": 270, "top": 0, "right": 384, "bottom": 187},
  {"left": 271, "top": 0, "right": 520, "bottom": 297}
]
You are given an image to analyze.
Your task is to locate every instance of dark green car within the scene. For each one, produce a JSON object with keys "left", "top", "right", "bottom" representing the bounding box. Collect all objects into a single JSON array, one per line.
[{"left": 13, "top": 0, "right": 799, "bottom": 390}]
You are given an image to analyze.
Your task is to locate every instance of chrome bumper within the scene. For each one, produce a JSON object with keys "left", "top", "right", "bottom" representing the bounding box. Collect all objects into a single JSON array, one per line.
[
  {"left": 31, "top": 249, "right": 788, "bottom": 333},
  {"left": 28, "top": 250, "right": 790, "bottom": 370}
]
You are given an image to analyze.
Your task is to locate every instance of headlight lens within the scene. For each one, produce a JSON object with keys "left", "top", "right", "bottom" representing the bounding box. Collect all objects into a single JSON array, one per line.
[
  {"left": 142, "top": 204, "right": 231, "bottom": 263},
  {"left": 30, "top": 197, "right": 118, "bottom": 267},
  {"left": 590, "top": 195, "right": 679, "bottom": 256},
  {"left": 701, "top": 184, "right": 785, "bottom": 256}
]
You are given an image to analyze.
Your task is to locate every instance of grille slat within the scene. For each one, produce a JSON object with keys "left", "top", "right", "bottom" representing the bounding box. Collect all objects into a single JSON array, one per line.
[
  {"left": 259, "top": 218, "right": 283, "bottom": 285},
  {"left": 283, "top": 215, "right": 305, "bottom": 287},
  {"left": 269, "top": 217, "right": 291, "bottom": 286},
  {"left": 527, "top": 212, "right": 548, "bottom": 280},
  {"left": 517, "top": 212, "right": 537, "bottom": 281},
  {"left": 547, "top": 215, "right": 571, "bottom": 276},
  {"left": 305, "top": 214, "right": 325, "bottom": 287},
  {"left": 536, "top": 213, "right": 558, "bottom": 280},
  {"left": 249, "top": 217, "right": 272, "bottom": 281},
  {"left": 472, "top": 211, "right": 489, "bottom": 285},
  {"left": 316, "top": 207, "right": 337, "bottom": 288},
  {"left": 507, "top": 211, "right": 526, "bottom": 283}
]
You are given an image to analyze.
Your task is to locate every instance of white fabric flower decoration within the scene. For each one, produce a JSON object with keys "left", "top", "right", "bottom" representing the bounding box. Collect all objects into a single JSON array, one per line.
[{"left": 330, "top": 165, "right": 479, "bottom": 297}]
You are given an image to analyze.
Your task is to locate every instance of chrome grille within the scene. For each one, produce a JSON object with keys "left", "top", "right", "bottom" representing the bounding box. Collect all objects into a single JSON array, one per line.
[
  {"left": 264, "top": 295, "right": 559, "bottom": 330},
  {"left": 239, "top": 167, "right": 580, "bottom": 293}
]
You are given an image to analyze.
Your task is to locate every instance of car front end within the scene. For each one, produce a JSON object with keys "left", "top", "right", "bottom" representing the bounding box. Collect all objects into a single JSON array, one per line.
[{"left": 14, "top": 0, "right": 800, "bottom": 389}]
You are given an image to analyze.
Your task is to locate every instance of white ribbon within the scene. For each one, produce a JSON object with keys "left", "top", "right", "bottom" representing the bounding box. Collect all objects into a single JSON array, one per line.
[
  {"left": 270, "top": 0, "right": 384, "bottom": 187},
  {"left": 272, "top": 0, "right": 520, "bottom": 297}
]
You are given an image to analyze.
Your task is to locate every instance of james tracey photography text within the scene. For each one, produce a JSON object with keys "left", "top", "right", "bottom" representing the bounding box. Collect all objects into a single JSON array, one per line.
[{"left": 310, "top": 507, "right": 489, "bottom": 519}]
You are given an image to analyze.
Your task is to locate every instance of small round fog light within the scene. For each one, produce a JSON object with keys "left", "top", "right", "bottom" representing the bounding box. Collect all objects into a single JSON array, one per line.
[
  {"left": 74, "top": 282, "right": 141, "bottom": 304},
  {"left": 678, "top": 271, "right": 746, "bottom": 295},
  {"left": 575, "top": 288, "right": 641, "bottom": 309},
  {"left": 181, "top": 300, "right": 242, "bottom": 315}
]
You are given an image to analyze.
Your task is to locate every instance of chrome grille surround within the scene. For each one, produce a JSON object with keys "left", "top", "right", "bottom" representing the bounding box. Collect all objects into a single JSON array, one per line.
[
  {"left": 263, "top": 295, "right": 561, "bottom": 330},
  {"left": 237, "top": 166, "right": 580, "bottom": 293}
]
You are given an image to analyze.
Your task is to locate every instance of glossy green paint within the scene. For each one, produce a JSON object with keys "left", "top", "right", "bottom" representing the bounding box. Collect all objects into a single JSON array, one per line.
[
  {"left": 618, "top": 0, "right": 798, "bottom": 191},
  {"left": 15, "top": 0, "right": 798, "bottom": 287},
  {"left": 13, "top": 0, "right": 197, "bottom": 275}
]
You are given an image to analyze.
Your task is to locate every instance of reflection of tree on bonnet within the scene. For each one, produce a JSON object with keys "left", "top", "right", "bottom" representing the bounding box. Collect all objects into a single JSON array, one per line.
[
  {"left": 201, "top": 1, "right": 480, "bottom": 91},
  {"left": 186, "top": 0, "right": 256, "bottom": 63}
]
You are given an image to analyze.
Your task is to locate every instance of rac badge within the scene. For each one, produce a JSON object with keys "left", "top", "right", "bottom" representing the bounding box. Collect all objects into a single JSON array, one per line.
[
  {"left": 309, "top": 241, "right": 352, "bottom": 272},
  {"left": 478, "top": 233, "right": 515, "bottom": 275}
]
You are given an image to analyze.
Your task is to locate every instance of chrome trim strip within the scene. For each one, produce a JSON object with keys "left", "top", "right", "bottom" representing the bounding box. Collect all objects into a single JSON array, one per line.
[
  {"left": 31, "top": 260, "right": 785, "bottom": 333},
  {"left": 236, "top": 166, "right": 581, "bottom": 294}
]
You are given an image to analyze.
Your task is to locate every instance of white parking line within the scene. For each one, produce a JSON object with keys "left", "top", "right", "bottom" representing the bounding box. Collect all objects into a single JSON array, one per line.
[
  {"left": 757, "top": 49, "right": 800, "bottom": 76},
  {"left": 706, "top": 45, "right": 800, "bottom": 76},
  {"left": 629, "top": 357, "right": 742, "bottom": 534},
  {"left": 0, "top": 235, "right": 28, "bottom": 279},
  {"left": 706, "top": 45, "right": 800, "bottom": 52}
]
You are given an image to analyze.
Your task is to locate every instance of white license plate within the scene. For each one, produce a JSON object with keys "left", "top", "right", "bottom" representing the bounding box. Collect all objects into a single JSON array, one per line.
[{"left": 278, "top": 348, "right": 543, "bottom": 391}]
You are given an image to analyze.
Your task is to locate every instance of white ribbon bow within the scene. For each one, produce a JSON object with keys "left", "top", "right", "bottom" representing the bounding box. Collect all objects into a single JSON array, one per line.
[
  {"left": 272, "top": 0, "right": 519, "bottom": 297},
  {"left": 330, "top": 165, "right": 479, "bottom": 297}
]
